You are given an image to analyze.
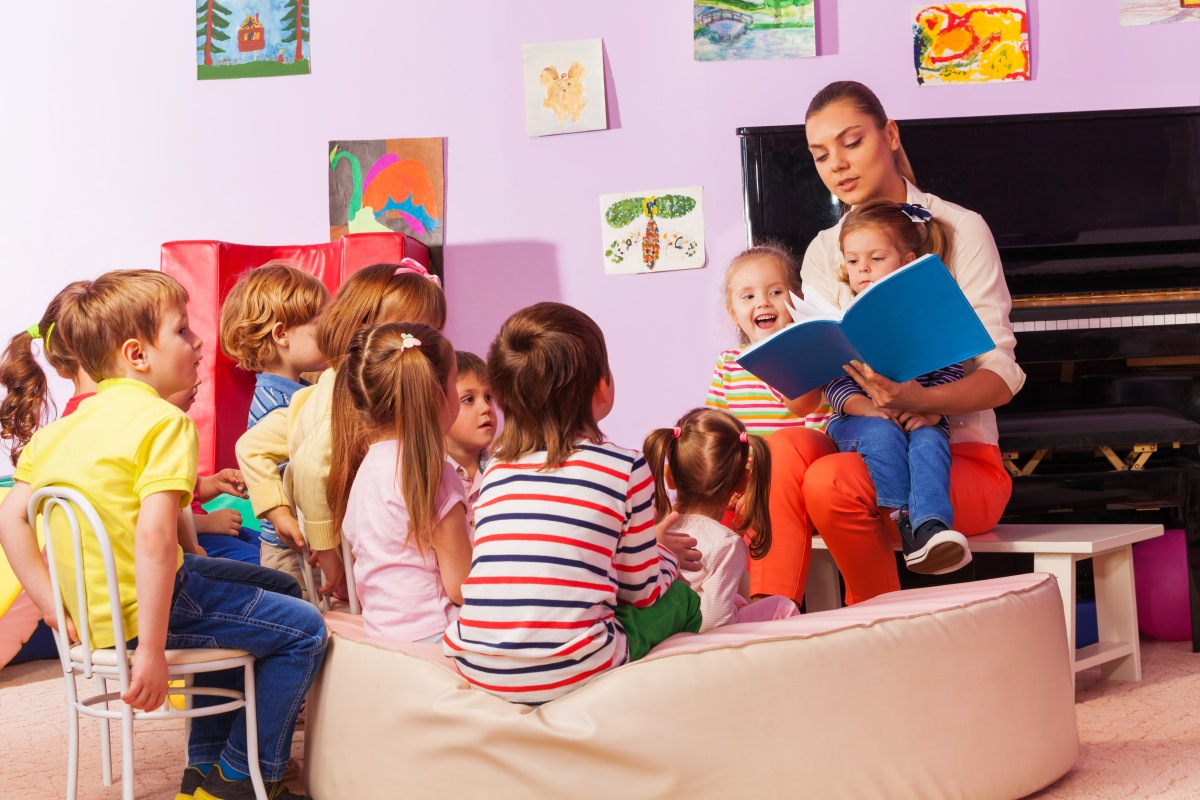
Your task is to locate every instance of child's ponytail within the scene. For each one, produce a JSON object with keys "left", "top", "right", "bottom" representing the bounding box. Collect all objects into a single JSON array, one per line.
[
  {"left": 0, "top": 281, "right": 89, "bottom": 466},
  {"left": 735, "top": 434, "right": 773, "bottom": 560},
  {"left": 921, "top": 217, "right": 954, "bottom": 265},
  {"left": 642, "top": 427, "right": 677, "bottom": 523},
  {"left": 328, "top": 322, "right": 455, "bottom": 551}
]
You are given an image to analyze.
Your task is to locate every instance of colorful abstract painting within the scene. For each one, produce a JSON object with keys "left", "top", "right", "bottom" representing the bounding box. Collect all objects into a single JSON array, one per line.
[
  {"left": 1119, "top": 0, "right": 1200, "bottom": 26},
  {"left": 328, "top": 139, "right": 446, "bottom": 271},
  {"left": 693, "top": 1, "right": 816, "bottom": 62},
  {"left": 197, "top": 0, "right": 310, "bottom": 80},
  {"left": 913, "top": 3, "right": 1030, "bottom": 86},
  {"left": 600, "top": 187, "right": 705, "bottom": 276},
  {"left": 523, "top": 39, "right": 607, "bottom": 137}
]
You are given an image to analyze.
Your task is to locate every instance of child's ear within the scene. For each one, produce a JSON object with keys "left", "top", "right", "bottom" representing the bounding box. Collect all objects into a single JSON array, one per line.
[
  {"left": 120, "top": 338, "right": 150, "bottom": 373},
  {"left": 903, "top": 252, "right": 917, "bottom": 265},
  {"left": 270, "top": 322, "right": 288, "bottom": 348}
]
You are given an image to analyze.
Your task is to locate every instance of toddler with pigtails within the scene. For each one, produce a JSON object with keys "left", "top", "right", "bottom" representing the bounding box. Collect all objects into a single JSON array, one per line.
[{"left": 645, "top": 408, "right": 799, "bottom": 631}]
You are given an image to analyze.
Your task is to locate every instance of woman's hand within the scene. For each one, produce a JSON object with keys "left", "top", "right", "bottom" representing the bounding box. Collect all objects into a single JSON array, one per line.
[{"left": 843, "top": 360, "right": 926, "bottom": 413}]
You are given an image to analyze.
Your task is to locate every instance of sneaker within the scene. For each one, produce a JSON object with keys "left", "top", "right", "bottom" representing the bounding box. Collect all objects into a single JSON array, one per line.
[
  {"left": 175, "top": 765, "right": 207, "bottom": 800},
  {"left": 193, "top": 764, "right": 311, "bottom": 800},
  {"left": 901, "top": 516, "right": 972, "bottom": 575}
]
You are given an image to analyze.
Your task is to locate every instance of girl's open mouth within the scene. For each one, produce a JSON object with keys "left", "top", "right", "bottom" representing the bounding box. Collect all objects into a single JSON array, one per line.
[{"left": 755, "top": 313, "right": 778, "bottom": 330}]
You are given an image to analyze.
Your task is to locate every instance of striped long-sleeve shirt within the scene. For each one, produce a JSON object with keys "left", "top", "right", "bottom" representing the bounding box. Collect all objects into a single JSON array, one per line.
[
  {"left": 824, "top": 364, "right": 964, "bottom": 433},
  {"left": 443, "top": 440, "right": 678, "bottom": 705},
  {"left": 706, "top": 348, "right": 832, "bottom": 435},
  {"left": 246, "top": 372, "right": 308, "bottom": 548}
]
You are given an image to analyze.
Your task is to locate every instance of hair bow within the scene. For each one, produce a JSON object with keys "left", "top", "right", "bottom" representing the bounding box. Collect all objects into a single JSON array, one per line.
[
  {"left": 399, "top": 332, "right": 422, "bottom": 351},
  {"left": 899, "top": 203, "right": 932, "bottom": 224},
  {"left": 393, "top": 258, "right": 442, "bottom": 288}
]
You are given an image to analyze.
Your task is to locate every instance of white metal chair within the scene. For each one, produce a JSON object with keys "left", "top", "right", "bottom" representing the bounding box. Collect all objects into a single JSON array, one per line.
[
  {"left": 31, "top": 485, "right": 268, "bottom": 800},
  {"left": 296, "top": 510, "right": 359, "bottom": 615}
]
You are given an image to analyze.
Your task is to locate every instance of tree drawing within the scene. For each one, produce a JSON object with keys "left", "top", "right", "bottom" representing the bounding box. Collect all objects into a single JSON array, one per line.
[
  {"left": 196, "top": 1, "right": 233, "bottom": 66},
  {"left": 761, "top": 0, "right": 798, "bottom": 25},
  {"left": 281, "top": 0, "right": 310, "bottom": 63}
]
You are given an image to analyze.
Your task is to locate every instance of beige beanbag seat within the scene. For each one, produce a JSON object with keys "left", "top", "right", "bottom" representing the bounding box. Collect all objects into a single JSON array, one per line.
[{"left": 306, "top": 573, "right": 1078, "bottom": 799}]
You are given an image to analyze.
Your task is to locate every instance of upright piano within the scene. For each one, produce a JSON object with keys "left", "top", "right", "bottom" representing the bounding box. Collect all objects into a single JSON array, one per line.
[{"left": 739, "top": 106, "right": 1200, "bottom": 649}]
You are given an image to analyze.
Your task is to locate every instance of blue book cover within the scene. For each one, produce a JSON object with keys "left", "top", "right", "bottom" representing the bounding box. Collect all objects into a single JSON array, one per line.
[{"left": 735, "top": 254, "right": 995, "bottom": 399}]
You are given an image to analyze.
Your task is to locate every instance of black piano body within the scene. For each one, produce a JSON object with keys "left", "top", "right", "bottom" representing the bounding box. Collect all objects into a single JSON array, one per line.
[{"left": 738, "top": 106, "right": 1200, "bottom": 649}]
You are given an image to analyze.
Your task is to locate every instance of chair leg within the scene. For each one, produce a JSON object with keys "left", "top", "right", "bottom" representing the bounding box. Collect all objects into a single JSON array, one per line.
[
  {"left": 243, "top": 662, "right": 269, "bottom": 800},
  {"left": 65, "top": 675, "right": 80, "bottom": 800},
  {"left": 121, "top": 704, "right": 134, "bottom": 800},
  {"left": 183, "top": 673, "right": 194, "bottom": 763},
  {"left": 97, "top": 676, "right": 113, "bottom": 786}
]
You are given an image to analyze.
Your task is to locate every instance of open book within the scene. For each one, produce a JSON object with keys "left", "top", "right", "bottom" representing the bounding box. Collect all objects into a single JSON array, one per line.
[{"left": 735, "top": 253, "right": 995, "bottom": 399}]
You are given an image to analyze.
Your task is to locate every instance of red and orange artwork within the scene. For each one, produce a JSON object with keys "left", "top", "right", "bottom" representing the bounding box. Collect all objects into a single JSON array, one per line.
[{"left": 913, "top": 2, "right": 1029, "bottom": 86}]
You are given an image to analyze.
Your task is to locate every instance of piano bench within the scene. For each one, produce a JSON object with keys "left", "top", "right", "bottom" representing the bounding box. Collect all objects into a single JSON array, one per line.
[{"left": 805, "top": 522, "right": 1165, "bottom": 688}]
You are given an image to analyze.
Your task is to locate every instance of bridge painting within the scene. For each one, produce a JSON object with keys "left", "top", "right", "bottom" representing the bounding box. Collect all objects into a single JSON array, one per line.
[{"left": 693, "top": 1, "right": 817, "bottom": 61}]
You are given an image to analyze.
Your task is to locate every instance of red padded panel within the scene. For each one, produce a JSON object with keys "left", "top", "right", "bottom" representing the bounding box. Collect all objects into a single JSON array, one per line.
[{"left": 161, "top": 233, "right": 430, "bottom": 474}]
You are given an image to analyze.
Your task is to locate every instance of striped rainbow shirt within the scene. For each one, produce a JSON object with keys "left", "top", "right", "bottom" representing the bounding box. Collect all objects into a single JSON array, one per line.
[
  {"left": 443, "top": 440, "right": 679, "bottom": 705},
  {"left": 706, "top": 349, "right": 832, "bottom": 435}
]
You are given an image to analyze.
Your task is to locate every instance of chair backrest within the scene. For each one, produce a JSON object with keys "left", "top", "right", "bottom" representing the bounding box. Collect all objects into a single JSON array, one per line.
[{"left": 29, "top": 486, "right": 134, "bottom": 686}]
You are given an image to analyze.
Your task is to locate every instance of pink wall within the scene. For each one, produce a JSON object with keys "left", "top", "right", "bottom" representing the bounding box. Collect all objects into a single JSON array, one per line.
[{"left": 1, "top": 1, "right": 1197, "bottom": 463}]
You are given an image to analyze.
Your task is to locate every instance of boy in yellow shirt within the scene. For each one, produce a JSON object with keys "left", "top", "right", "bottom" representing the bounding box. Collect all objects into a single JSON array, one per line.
[{"left": 0, "top": 270, "right": 324, "bottom": 800}]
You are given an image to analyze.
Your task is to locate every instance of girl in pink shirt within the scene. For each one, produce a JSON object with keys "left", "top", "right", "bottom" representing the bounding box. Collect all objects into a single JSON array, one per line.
[{"left": 328, "top": 323, "right": 472, "bottom": 643}]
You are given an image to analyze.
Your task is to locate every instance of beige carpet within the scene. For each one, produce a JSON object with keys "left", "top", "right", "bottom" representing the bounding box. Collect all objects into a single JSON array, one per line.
[{"left": 1, "top": 640, "right": 1197, "bottom": 799}]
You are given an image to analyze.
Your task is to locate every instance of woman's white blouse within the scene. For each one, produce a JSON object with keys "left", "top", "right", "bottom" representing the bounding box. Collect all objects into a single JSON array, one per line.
[{"left": 800, "top": 180, "right": 1026, "bottom": 447}]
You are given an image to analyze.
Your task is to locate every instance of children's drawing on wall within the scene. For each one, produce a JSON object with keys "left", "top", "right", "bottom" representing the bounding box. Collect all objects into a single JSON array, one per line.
[
  {"left": 1119, "top": 0, "right": 1200, "bottom": 26},
  {"left": 913, "top": 3, "right": 1030, "bottom": 85},
  {"left": 522, "top": 39, "right": 608, "bottom": 137},
  {"left": 197, "top": 0, "right": 310, "bottom": 80},
  {"left": 693, "top": 1, "right": 816, "bottom": 61},
  {"left": 600, "top": 187, "right": 705, "bottom": 276},
  {"left": 328, "top": 138, "right": 446, "bottom": 273}
]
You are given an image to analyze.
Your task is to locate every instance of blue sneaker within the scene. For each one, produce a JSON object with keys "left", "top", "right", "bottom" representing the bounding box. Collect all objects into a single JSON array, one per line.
[{"left": 897, "top": 511, "right": 971, "bottom": 575}]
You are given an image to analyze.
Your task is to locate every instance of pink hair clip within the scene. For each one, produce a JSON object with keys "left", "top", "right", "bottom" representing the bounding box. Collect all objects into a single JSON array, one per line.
[
  {"left": 672, "top": 427, "right": 682, "bottom": 439},
  {"left": 393, "top": 257, "right": 442, "bottom": 288},
  {"left": 399, "top": 332, "right": 422, "bottom": 351},
  {"left": 738, "top": 432, "right": 748, "bottom": 443}
]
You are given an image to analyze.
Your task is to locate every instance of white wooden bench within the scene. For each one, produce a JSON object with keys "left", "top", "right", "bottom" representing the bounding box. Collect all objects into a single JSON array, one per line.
[{"left": 805, "top": 523, "right": 1164, "bottom": 684}]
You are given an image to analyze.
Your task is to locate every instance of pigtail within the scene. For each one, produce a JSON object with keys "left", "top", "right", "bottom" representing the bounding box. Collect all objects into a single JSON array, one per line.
[
  {"left": 641, "top": 428, "right": 676, "bottom": 523},
  {"left": 735, "top": 435, "right": 773, "bottom": 560},
  {"left": 393, "top": 338, "right": 449, "bottom": 553},
  {"left": 922, "top": 217, "right": 954, "bottom": 264},
  {"left": 329, "top": 328, "right": 375, "bottom": 538},
  {"left": 0, "top": 331, "right": 52, "bottom": 466}
]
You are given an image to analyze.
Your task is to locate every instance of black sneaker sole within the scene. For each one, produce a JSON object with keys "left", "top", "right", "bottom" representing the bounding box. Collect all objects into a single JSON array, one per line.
[{"left": 905, "top": 532, "right": 972, "bottom": 575}]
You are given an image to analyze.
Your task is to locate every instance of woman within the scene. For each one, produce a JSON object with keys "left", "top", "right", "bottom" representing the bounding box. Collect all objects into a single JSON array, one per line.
[{"left": 751, "top": 81, "right": 1025, "bottom": 606}]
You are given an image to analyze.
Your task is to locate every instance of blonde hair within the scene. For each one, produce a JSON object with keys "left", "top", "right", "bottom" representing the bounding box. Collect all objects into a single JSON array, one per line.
[
  {"left": 836, "top": 199, "right": 953, "bottom": 292},
  {"left": 806, "top": 80, "right": 918, "bottom": 188},
  {"left": 316, "top": 264, "right": 447, "bottom": 370},
  {"left": 488, "top": 302, "right": 609, "bottom": 469},
  {"left": 53, "top": 270, "right": 189, "bottom": 382},
  {"left": 643, "top": 408, "right": 773, "bottom": 559},
  {"left": 0, "top": 281, "right": 90, "bottom": 465},
  {"left": 723, "top": 242, "right": 803, "bottom": 346},
  {"left": 328, "top": 322, "right": 455, "bottom": 551},
  {"left": 218, "top": 263, "right": 331, "bottom": 372}
]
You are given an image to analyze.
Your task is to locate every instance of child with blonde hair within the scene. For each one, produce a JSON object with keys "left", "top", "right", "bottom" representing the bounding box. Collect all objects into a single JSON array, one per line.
[
  {"left": 444, "top": 350, "right": 495, "bottom": 534},
  {"left": 644, "top": 408, "right": 798, "bottom": 631},
  {"left": 0, "top": 270, "right": 324, "bottom": 800},
  {"left": 220, "top": 264, "right": 330, "bottom": 580},
  {"left": 823, "top": 199, "right": 970, "bottom": 574},
  {"left": 329, "top": 323, "right": 471, "bottom": 641},
  {"left": 236, "top": 259, "right": 446, "bottom": 598},
  {"left": 445, "top": 302, "right": 702, "bottom": 705}
]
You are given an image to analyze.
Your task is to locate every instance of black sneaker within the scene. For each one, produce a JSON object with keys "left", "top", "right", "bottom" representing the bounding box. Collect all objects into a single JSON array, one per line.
[
  {"left": 193, "top": 764, "right": 311, "bottom": 800},
  {"left": 175, "top": 765, "right": 208, "bottom": 800},
  {"left": 902, "top": 517, "right": 972, "bottom": 575}
]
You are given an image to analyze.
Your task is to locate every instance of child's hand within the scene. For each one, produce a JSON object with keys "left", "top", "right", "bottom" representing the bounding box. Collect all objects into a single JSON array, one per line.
[
  {"left": 309, "top": 547, "right": 346, "bottom": 598},
  {"left": 656, "top": 511, "right": 702, "bottom": 572},
  {"left": 266, "top": 507, "right": 306, "bottom": 550},
  {"left": 898, "top": 411, "right": 941, "bottom": 432},
  {"left": 195, "top": 508, "right": 243, "bottom": 536},
  {"left": 43, "top": 611, "right": 79, "bottom": 643},
  {"left": 124, "top": 647, "right": 169, "bottom": 712},
  {"left": 198, "top": 469, "right": 248, "bottom": 502}
]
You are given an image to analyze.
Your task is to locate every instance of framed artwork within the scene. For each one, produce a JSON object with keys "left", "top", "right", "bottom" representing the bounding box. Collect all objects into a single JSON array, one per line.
[
  {"left": 694, "top": 1, "right": 816, "bottom": 61},
  {"left": 197, "top": 0, "right": 310, "bottom": 80}
]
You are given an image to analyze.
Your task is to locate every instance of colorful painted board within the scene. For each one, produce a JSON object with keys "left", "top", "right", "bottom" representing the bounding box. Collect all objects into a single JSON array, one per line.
[
  {"left": 913, "top": 3, "right": 1030, "bottom": 85},
  {"left": 600, "top": 187, "right": 705, "bottom": 275},
  {"left": 1119, "top": 0, "right": 1200, "bottom": 26},
  {"left": 522, "top": 39, "right": 608, "bottom": 137},
  {"left": 328, "top": 139, "right": 446, "bottom": 274},
  {"left": 693, "top": 1, "right": 816, "bottom": 61},
  {"left": 197, "top": 0, "right": 310, "bottom": 80}
]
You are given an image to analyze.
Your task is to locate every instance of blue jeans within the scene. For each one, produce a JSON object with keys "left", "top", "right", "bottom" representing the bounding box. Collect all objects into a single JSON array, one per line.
[
  {"left": 197, "top": 526, "right": 262, "bottom": 564},
  {"left": 166, "top": 561, "right": 327, "bottom": 781},
  {"left": 825, "top": 415, "right": 953, "bottom": 531},
  {"left": 182, "top": 553, "right": 302, "bottom": 598}
]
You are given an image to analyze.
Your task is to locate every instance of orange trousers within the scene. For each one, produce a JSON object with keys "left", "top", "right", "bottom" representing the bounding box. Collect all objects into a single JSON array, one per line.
[{"left": 751, "top": 427, "right": 1012, "bottom": 606}]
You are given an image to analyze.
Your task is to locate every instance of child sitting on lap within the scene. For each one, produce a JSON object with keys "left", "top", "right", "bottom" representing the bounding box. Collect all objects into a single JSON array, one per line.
[
  {"left": 645, "top": 408, "right": 798, "bottom": 631},
  {"left": 330, "top": 323, "right": 472, "bottom": 642},
  {"left": 444, "top": 302, "right": 702, "bottom": 705},
  {"left": 824, "top": 199, "right": 970, "bottom": 575},
  {"left": 0, "top": 270, "right": 324, "bottom": 800},
  {"left": 444, "top": 350, "right": 495, "bottom": 535}
]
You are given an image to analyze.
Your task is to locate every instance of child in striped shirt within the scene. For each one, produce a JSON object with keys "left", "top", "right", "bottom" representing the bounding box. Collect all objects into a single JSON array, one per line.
[
  {"left": 707, "top": 243, "right": 832, "bottom": 435},
  {"left": 644, "top": 408, "right": 798, "bottom": 632},
  {"left": 444, "top": 302, "right": 702, "bottom": 705}
]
